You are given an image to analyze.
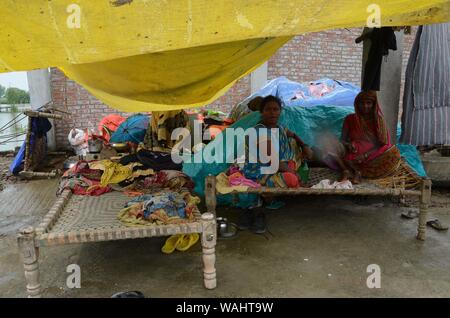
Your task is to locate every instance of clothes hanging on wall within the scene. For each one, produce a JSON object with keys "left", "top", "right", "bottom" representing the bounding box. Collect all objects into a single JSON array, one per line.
[
  {"left": 361, "top": 27, "right": 397, "bottom": 91},
  {"left": 400, "top": 23, "right": 450, "bottom": 146}
]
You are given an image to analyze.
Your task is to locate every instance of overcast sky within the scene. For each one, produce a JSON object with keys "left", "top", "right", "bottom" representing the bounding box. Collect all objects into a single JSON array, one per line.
[{"left": 0, "top": 71, "right": 29, "bottom": 91}]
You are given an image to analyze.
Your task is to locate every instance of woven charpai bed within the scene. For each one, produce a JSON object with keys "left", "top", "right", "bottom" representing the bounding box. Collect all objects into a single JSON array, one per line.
[
  {"left": 17, "top": 190, "right": 217, "bottom": 298},
  {"left": 204, "top": 166, "right": 432, "bottom": 241},
  {"left": 17, "top": 164, "right": 430, "bottom": 298}
]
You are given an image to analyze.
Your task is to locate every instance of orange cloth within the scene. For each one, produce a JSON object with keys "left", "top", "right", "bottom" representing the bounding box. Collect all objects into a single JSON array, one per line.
[{"left": 98, "top": 114, "right": 126, "bottom": 142}]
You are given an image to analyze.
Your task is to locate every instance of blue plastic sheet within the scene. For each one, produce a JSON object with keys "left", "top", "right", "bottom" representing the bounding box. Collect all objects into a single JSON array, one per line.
[{"left": 238, "top": 77, "right": 360, "bottom": 109}]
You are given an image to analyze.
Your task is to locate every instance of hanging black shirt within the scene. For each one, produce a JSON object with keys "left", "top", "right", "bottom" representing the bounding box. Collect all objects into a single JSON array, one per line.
[{"left": 362, "top": 27, "right": 397, "bottom": 91}]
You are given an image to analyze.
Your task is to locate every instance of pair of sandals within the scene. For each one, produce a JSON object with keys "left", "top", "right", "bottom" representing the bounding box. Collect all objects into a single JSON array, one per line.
[
  {"left": 401, "top": 210, "right": 449, "bottom": 231},
  {"left": 161, "top": 233, "right": 199, "bottom": 254}
]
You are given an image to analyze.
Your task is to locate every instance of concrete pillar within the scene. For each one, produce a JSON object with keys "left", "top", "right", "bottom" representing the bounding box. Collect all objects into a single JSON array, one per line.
[
  {"left": 362, "top": 29, "right": 404, "bottom": 142},
  {"left": 250, "top": 62, "right": 268, "bottom": 94},
  {"left": 26, "top": 69, "right": 56, "bottom": 150},
  {"left": 379, "top": 31, "right": 404, "bottom": 142}
]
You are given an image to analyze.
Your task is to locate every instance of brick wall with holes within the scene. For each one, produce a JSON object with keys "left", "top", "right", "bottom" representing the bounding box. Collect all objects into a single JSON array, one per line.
[{"left": 51, "top": 28, "right": 417, "bottom": 149}]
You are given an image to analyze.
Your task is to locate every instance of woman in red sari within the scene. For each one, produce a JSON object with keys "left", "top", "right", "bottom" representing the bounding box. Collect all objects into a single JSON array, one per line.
[{"left": 319, "top": 91, "right": 401, "bottom": 183}]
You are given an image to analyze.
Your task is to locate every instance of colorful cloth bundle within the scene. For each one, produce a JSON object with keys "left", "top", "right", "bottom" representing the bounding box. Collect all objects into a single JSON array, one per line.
[
  {"left": 117, "top": 190, "right": 200, "bottom": 226},
  {"left": 58, "top": 161, "right": 112, "bottom": 196}
]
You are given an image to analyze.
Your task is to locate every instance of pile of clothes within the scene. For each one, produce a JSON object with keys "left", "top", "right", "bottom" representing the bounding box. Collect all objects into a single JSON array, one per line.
[
  {"left": 116, "top": 169, "right": 198, "bottom": 226},
  {"left": 58, "top": 159, "right": 155, "bottom": 195},
  {"left": 117, "top": 190, "right": 200, "bottom": 226},
  {"left": 119, "top": 148, "right": 182, "bottom": 171},
  {"left": 215, "top": 165, "right": 261, "bottom": 194},
  {"left": 58, "top": 157, "right": 199, "bottom": 226},
  {"left": 117, "top": 170, "right": 194, "bottom": 195},
  {"left": 58, "top": 161, "right": 113, "bottom": 196}
]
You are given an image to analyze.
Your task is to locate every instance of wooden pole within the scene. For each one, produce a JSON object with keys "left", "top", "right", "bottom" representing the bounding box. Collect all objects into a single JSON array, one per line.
[
  {"left": 19, "top": 170, "right": 59, "bottom": 179},
  {"left": 205, "top": 175, "right": 217, "bottom": 217},
  {"left": 23, "top": 116, "right": 32, "bottom": 172},
  {"left": 23, "top": 110, "right": 62, "bottom": 120},
  {"left": 417, "top": 178, "right": 432, "bottom": 241}
]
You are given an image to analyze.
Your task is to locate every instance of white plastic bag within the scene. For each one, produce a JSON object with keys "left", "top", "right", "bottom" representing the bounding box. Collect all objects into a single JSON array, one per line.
[{"left": 68, "top": 129, "right": 88, "bottom": 156}]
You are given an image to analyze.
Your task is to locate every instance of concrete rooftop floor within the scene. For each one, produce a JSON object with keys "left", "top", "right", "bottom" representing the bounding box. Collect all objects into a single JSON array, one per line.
[{"left": 0, "top": 178, "right": 449, "bottom": 298}]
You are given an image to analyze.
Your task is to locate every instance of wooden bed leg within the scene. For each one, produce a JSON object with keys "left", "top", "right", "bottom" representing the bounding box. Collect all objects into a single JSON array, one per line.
[
  {"left": 399, "top": 180, "right": 406, "bottom": 206},
  {"left": 201, "top": 213, "right": 217, "bottom": 290},
  {"left": 205, "top": 175, "right": 217, "bottom": 217},
  {"left": 417, "top": 179, "right": 432, "bottom": 241},
  {"left": 17, "top": 226, "right": 42, "bottom": 298}
]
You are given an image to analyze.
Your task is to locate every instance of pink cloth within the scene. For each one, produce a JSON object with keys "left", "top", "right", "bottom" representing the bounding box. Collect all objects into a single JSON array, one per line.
[
  {"left": 229, "top": 172, "right": 261, "bottom": 188},
  {"left": 227, "top": 166, "right": 241, "bottom": 176},
  {"left": 309, "top": 83, "right": 334, "bottom": 98}
]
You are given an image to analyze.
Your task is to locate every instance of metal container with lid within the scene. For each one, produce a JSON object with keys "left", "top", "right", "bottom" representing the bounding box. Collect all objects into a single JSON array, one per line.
[{"left": 88, "top": 139, "right": 103, "bottom": 153}]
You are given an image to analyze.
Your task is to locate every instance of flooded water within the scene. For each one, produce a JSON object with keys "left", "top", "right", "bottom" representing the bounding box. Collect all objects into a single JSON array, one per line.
[{"left": 0, "top": 112, "right": 27, "bottom": 152}]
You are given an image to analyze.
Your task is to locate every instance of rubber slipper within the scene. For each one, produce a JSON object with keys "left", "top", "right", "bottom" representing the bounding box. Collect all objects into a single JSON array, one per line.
[
  {"left": 426, "top": 219, "right": 449, "bottom": 231},
  {"left": 401, "top": 210, "right": 419, "bottom": 219},
  {"left": 265, "top": 200, "right": 285, "bottom": 210},
  {"left": 176, "top": 233, "right": 199, "bottom": 251},
  {"left": 161, "top": 234, "right": 184, "bottom": 254}
]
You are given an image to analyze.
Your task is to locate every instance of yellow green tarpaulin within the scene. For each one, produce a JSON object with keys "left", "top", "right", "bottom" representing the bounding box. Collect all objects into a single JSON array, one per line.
[{"left": 1, "top": 0, "right": 449, "bottom": 111}]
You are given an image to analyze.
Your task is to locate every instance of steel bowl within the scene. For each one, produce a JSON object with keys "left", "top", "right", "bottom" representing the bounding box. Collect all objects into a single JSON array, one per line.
[
  {"left": 110, "top": 142, "right": 129, "bottom": 153},
  {"left": 216, "top": 217, "right": 237, "bottom": 238}
]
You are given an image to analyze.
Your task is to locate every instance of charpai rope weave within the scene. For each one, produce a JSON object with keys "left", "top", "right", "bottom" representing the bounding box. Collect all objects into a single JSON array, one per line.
[{"left": 38, "top": 191, "right": 203, "bottom": 246}]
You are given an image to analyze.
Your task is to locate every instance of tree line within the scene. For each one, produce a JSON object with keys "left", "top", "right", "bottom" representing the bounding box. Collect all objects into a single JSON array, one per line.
[{"left": 0, "top": 84, "right": 30, "bottom": 104}]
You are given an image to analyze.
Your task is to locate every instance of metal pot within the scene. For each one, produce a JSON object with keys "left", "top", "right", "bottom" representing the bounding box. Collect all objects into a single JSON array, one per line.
[{"left": 88, "top": 139, "right": 103, "bottom": 153}]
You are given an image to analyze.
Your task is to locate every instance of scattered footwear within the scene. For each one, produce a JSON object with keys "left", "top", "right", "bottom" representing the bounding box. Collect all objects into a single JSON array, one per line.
[
  {"left": 176, "top": 233, "right": 199, "bottom": 251},
  {"left": 250, "top": 212, "right": 267, "bottom": 234},
  {"left": 161, "top": 234, "right": 184, "bottom": 254},
  {"left": 427, "top": 219, "right": 449, "bottom": 231},
  {"left": 401, "top": 209, "right": 419, "bottom": 219},
  {"left": 237, "top": 209, "right": 255, "bottom": 230}
]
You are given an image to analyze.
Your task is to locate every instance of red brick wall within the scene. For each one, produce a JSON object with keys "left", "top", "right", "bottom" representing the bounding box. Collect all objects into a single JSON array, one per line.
[
  {"left": 268, "top": 29, "right": 363, "bottom": 84},
  {"left": 51, "top": 28, "right": 417, "bottom": 149},
  {"left": 203, "top": 75, "right": 251, "bottom": 113},
  {"left": 51, "top": 68, "right": 133, "bottom": 149}
]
